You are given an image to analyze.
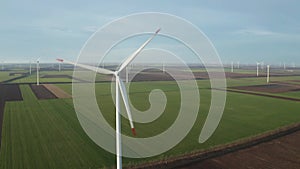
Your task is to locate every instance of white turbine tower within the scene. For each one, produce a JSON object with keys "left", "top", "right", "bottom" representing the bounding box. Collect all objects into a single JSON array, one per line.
[
  {"left": 256, "top": 62, "right": 260, "bottom": 77},
  {"left": 36, "top": 58, "right": 40, "bottom": 85},
  {"left": 1, "top": 61, "right": 3, "bottom": 71},
  {"left": 57, "top": 28, "right": 160, "bottom": 169},
  {"left": 58, "top": 62, "right": 61, "bottom": 72},
  {"left": 231, "top": 61, "right": 234, "bottom": 72},
  {"left": 267, "top": 65, "right": 270, "bottom": 83},
  {"left": 29, "top": 61, "right": 32, "bottom": 75}
]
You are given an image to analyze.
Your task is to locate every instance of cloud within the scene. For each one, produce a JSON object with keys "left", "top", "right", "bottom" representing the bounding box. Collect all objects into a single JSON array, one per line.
[
  {"left": 82, "top": 26, "right": 98, "bottom": 33},
  {"left": 47, "top": 26, "right": 72, "bottom": 33},
  {"left": 234, "top": 28, "right": 283, "bottom": 36}
]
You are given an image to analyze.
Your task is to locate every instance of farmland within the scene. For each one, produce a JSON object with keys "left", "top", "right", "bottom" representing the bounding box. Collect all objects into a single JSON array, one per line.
[{"left": 0, "top": 67, "right": 300, "bottom": 168}]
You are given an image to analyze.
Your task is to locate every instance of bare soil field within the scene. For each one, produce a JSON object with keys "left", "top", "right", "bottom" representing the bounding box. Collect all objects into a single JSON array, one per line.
[
  {"left": 131, "top": 71, "right": 176, "bottom": 81},
  {"left": 42, "top": 75, "right": 72, "bottom": 78},
  {"left": 30, "top": 84, "right": 57, "bottom": 99},
  {"left": 0, "top": 84, "right": 23, "bottom": 148},
  {"left": 231, "top": 84, "right": 300, "bottom": 93},
  {"left": 42, "top": 74, "right": 95, "bottom": 82},
  {"left": 177, "top": 128, "right": 300, "bottom": 169},
  {"left": 1, "top": 84, "right": 23, "bottom": 101},
  {"left": 43, "top": 84, "right": 71, "bottom": 98},
  {"left": 9, "top": 72, "right": 28, "bottom": 76},
  {"left": 132, "top": 71, "right": 249, "bottom": 81}
]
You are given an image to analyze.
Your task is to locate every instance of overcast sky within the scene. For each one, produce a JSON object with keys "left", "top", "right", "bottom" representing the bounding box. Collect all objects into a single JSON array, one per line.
[{"left": 1, "top": 0, "right": 299, "bottom": 65}]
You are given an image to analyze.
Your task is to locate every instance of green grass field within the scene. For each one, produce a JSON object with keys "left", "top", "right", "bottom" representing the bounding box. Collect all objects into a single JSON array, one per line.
[
  {"left": 1, "top": 69, "right": 300, "bottom": 168},
  {"left": 0, "top": 71, "right": 24, "bottom": 83}
]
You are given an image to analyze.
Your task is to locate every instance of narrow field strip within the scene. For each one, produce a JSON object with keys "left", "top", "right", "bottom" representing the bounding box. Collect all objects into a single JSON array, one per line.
[
  {"left": 216, "top": 88, "right": 300, "bottom": 102},
  {"left": 43, "top": 84, "right": 71, "bottom": 98},
  {"left": 30, "top": 84, "right": 57, "bottom": 100}
]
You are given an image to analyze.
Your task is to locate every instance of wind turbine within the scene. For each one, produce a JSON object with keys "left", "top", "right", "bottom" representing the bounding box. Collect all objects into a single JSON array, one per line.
[
  {"left": 267, "top": 65, "right": 270, "bottom": 83},
  {"left": 58, "top": 62, "right": 61, "bottom": 72},
  {"left": 256, "top": 62, "right": 260, "bottom": 77},
  {"left": 231, "top": 61, "right": 233, "bottom": 72},
  {"left": 57, "top": 28, "right": 160, "bottom": 169},
  {"left": 29, "top": 61, "right": 32, "bottom": 75},
  {"left": 37, "top": 58, "right": 40, "bottom": 85},
  {"left": 1, "top": 61, "right": 3, "bottom": 71},
  {"left": 260, "top": 61, "right": 264, "bottom": 70}
]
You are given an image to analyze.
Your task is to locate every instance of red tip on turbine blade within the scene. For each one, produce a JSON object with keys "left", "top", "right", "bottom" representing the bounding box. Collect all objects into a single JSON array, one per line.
[
  {"left": 155, "top": 28, "right": 161, "bottom": 34},
  {"left": 131, "top": 128, "right": 136, "bottom": 136},
  {"left": 56, "top": 59, "right": 64, "bottom": 62}
]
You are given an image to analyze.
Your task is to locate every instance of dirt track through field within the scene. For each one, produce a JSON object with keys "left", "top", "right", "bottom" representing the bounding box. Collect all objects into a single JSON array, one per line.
[
  {"left": 43, "top": 84, "right": 71, "bottom": 98},
  {"left": 0, "top": 84, "right": 23, "bottom": 149}
]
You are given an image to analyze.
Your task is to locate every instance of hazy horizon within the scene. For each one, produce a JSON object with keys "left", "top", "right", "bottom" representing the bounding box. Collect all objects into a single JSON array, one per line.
[{"left": 1, "top": 1, "right": 299, "bottom": 64}]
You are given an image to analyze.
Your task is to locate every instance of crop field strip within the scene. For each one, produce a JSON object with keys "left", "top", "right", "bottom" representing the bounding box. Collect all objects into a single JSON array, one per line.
[
  {"left": 30, "top": 84, "right": 57, "bottom": 99},
  {"left": 231, "top": 83, "right": 300, "bottom": 93},
  {"left": 224, "top": 79, "right": 300, "bottom": 101},
  {"left": 0, "top": 84, "right": 23, "bottom": 148},
  {"left": 221, "top": 88, "right": 300, "bottom": 102},
  {"left": 0, "top": 84, "right": 115, "bottom": 169},
  {"left": 43, "top": 84, "right": 71, "bottom": 98}
]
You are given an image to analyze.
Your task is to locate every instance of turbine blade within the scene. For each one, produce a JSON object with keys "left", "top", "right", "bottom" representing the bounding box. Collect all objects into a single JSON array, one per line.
[
  {"left": 56, "top": 58, "right": 114, "bottom": 75},
  {"left": 118, "top": 78, "right": 136, "bottom": 136},
  {"left": 117, "top": 28, "right": 161, "bottom": 73}
]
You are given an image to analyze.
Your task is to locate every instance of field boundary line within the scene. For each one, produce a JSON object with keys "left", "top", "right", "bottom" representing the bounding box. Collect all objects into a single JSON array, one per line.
[{"left": 222, "top": 88, "right": 300, "bottom": 102}]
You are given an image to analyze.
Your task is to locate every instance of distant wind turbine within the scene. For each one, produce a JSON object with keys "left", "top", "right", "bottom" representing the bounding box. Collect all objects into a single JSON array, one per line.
[
  {"left": 37, "top": 58, "right": 40, "bottom": 85},
  {"left": 256, "top": 62, "right": 260, "bottom": 77},
  {"left": 29, "top": 61, "right": 32, "bottom": 74},
  {"left": 58, "top": 62, "right": 61, "bottom": 72},
  {"left": 57, "top": 28, "right": 161, "bottom": 169},
  {"left": 267, "top": 65, "right": 270, "bottom": 83}
]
